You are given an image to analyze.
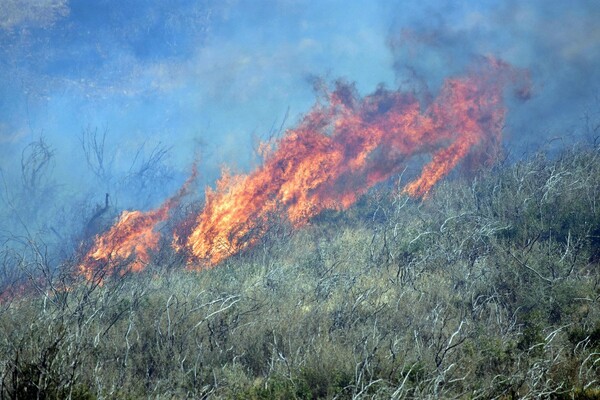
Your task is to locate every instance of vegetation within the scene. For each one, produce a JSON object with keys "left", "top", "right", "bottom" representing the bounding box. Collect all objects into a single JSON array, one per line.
[{"left": 1, "top": 143, "right": 600, "bottom": 399}]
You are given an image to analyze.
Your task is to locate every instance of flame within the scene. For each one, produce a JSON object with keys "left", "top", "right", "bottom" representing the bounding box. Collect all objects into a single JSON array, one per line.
[
  {"left": 76, "top": 58, "right": 527, "bottom": 275},
  {"left": 185, "top": 58, "right": 527, "bottom": 266},
  {"left": 78, "top": 167, "right": 197, "bottom": 280}
]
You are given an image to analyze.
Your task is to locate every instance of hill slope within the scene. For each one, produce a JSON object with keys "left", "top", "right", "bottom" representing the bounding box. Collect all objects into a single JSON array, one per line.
[{"left": 1, "top": 144, "right": 600, "bottom": 399}]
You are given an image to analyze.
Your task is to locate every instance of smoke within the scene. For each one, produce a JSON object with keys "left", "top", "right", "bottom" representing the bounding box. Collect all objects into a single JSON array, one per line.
[
  {"left": 0, "top": 0, "right": 598, "bottom": 266},
  {"left": 0, "top": 1, "right": 393, "bottom": 187},
  {"left": 386, "top": 0, "right": 600, "bottom": 152},
  {"left": 0, "top": 0, "right": 69, "bottom": 31}
]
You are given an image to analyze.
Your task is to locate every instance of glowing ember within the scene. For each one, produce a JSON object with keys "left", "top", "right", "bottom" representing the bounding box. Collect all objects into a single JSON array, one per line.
[{"left": 185, "top": 58, "right": 527, "bottom": 266}]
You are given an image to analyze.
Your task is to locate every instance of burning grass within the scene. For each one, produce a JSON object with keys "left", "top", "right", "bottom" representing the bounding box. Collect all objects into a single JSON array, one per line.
[
  {"left": 1, "top": 144, "right": 599, "bottom": 398},
  {"left": 79, "top": 58, "right": 529, "bottom": 277}
]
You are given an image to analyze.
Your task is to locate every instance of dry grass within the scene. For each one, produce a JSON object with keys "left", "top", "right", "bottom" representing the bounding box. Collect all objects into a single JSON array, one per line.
[{"left": 1, "top": 144, "right": 600, "bottom": 399}]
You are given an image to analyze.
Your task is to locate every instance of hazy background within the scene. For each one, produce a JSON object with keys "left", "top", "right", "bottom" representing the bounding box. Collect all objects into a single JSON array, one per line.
[{"left": 0, "top": 0, "right": 599, "bottom": 262}]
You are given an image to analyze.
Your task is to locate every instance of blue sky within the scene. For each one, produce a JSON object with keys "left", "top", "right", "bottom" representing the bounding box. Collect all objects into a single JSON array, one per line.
[{"left": 1, "top": 0, "right": 599, "bottom": 211}]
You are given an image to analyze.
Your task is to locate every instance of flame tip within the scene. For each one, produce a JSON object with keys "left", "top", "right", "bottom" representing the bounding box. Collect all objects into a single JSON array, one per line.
[{"left": 80, "top": 61, "right": 516, "bottom": 279}]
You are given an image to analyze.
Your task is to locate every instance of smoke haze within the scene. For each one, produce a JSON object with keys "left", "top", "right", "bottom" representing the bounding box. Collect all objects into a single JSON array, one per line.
[{"left": 0, "top": 0, "right": 599, "bottom": 263}]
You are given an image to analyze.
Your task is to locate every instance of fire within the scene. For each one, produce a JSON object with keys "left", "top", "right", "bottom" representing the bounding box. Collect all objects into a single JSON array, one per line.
[
  {"left": 78, "top": 58, "right": 528, "bottom": 275},
  {"left": 185, "top": 58, "right": 527, "bottom": 266},
  {"left": 78, "top": 167, "right": 197, "bottom": 281}
]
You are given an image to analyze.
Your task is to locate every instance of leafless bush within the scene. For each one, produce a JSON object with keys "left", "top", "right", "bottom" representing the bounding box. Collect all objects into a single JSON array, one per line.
[
  {"left": 0, "top": 144, "right": 599, "bottom": 398},
  {"left": 80, "top": 125, "right": 113, "bottom": 185},
  {"left": 20, "top": 136, "right": 54, "bottom": 195}
]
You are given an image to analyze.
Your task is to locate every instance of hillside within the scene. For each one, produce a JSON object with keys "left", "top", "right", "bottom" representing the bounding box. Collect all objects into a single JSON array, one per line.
[{"left": 1, "top": 144, "right": 600, "bottom": 399}]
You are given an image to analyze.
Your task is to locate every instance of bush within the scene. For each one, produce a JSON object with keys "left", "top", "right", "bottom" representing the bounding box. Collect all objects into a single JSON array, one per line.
[{"left": 1, "top": 144, "right": 599, "bottom": 398}]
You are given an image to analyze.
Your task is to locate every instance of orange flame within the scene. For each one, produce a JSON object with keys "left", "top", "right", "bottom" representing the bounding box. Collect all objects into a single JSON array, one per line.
[
  {"left": 185, "top": 58, "right": 526, "bottom": 266},
  {"left": 77, "top": 58, "right": 528, "bottom": 275},
  {"left": 78, "top": 167, "right": 197, "bottom": 280}
]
